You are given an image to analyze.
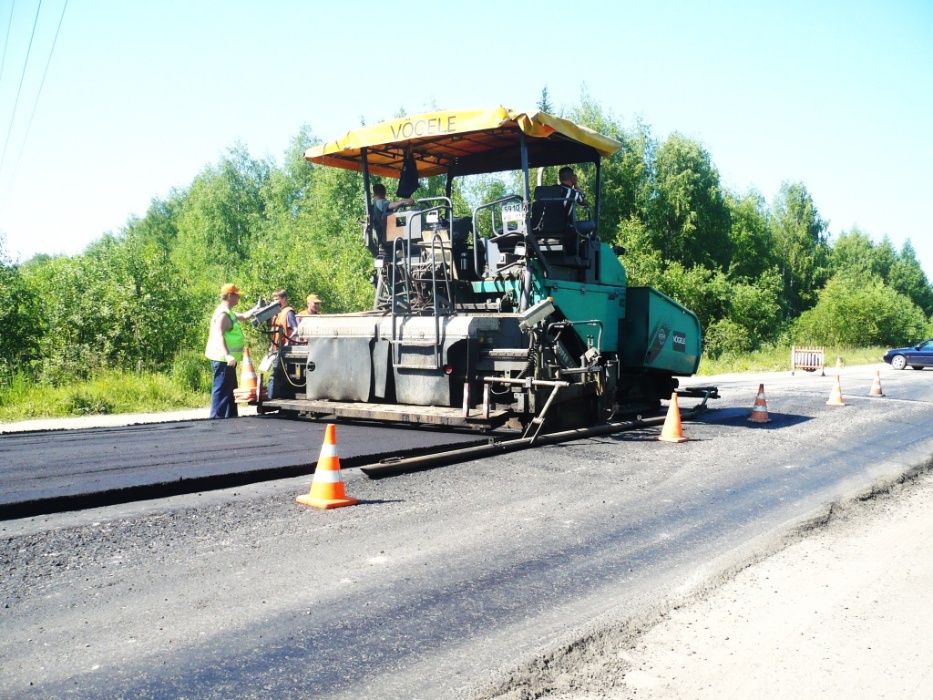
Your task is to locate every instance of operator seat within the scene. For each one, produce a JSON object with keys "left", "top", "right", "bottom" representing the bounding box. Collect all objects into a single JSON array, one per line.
[{"left": 530, "top": 185, "right": 580, "bottom": 254}]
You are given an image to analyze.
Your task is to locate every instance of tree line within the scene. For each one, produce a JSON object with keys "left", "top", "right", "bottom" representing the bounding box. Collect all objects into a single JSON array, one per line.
[{"left": 1, "top": 99, "right": 931, "bottom": 387}]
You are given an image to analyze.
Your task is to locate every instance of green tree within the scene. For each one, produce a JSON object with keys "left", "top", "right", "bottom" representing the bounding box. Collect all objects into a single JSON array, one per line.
[
  {"left": 793, "top": 274, "right": 926, "bottom": 346},
  {"left": 0, "top": 236, "right": 40, "bottom": 382},
  {"left": 261, "top": 126, "right": 319, "bottom": 223},
  {"left": 123, "top": 191, "right": 186, "bottom": 255},
  {"left": 20, "top": 232, "right": 196, "bottom": 382},
  {"left": 19, "top": 254, "right": 95, "bottom": 381},
  {"left": 566, "top": 96, "right": 649, "bottom": 243},
  {"left": 888, "top": 240, "right": 933, "bottom": 315},
  {"left": 726, "top": 190, "right": 775, "bottom": 280},
  {"left": 870, "top": 236, "right": 898, "bottom": 280},
  {"left": 830, "top": 232, "right": 933, "bottom": 315},
  {"left": 771, "top": 182, "right": 829, "bottom": 317},
  {"left": 727, "top": 269, "right": 784, "bottom": 346},
  {"left": 602, "top": 121, "right": 655, "bottom": 245},
  {"left": 830, "top": 228, "right": 876, "bottom": 277},
  {"left": 172, "top": 145, "right": 271, "bottom": 288},
  {"left": 648, "top": 134, "right": 732, "bottom": 270}
]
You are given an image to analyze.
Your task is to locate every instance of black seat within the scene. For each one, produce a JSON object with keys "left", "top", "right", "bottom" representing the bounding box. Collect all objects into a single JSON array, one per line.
[
  {"left": 530, "top": 185, "right": 571, "bottom": 236},
  {"left": 531, "top": 185, "right": 585, "bottom": 260},
  {"left": 451, "top": 216, "right": 473, "bottom": 245}
]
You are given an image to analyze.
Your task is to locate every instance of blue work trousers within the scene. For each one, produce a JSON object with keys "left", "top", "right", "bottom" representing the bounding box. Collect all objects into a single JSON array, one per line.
[{"left": 209, "top": 360, "right": 239, "bottom": 419}]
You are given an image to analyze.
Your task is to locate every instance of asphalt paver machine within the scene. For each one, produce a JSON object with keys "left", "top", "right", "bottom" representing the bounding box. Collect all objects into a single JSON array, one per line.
[{"left": 263, "top": 107, "right": 702, "bottom": 432}]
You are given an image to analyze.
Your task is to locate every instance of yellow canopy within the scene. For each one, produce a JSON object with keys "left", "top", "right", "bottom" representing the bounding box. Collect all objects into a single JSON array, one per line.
[{"left": 305, "top": 107, "right": 622, "bottom": 178}]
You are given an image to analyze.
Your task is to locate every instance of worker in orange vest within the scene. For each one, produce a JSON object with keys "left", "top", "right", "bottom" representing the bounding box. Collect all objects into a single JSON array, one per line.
[
  {"left": 266, "top": 289, "right": 298, "bottom": 400},
  {"left": 269, "top": 289, "right": 298, "bottom": 350}
]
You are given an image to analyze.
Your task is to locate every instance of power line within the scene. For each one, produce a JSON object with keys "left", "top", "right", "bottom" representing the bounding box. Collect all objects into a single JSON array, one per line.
[
  {"left": 0, "top": 0, "right": 15, "bottom": 88},
  {"left": 0, "top": 0, "right": 42, "bottom": 176},
  {"left": 9, "top": 0, "right": 67, "bottom": 180}
]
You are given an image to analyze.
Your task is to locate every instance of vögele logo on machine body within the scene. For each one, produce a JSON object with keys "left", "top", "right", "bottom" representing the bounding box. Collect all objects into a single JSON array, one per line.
[{"left": 672, "top": 331, "right": 687, "bottom": 352}]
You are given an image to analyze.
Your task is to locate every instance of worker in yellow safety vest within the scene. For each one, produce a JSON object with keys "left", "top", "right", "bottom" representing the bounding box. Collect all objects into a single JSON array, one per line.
[{"left": 204, "top": 283, "right": 254, "bottom": 418}]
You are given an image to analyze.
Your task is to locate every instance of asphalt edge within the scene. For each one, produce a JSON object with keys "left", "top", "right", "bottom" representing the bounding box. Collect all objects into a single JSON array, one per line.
[{"left": 475, "top": 438, "right": 933, "bottom": 700}]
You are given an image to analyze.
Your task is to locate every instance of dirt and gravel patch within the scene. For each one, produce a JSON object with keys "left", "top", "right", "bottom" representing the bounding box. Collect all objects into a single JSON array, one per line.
[{"left": 483, "top": 467, "right": 933, "bottom": 699}]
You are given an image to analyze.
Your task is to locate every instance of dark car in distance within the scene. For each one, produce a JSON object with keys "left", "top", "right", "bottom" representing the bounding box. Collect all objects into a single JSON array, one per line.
[{"left": 883, "top": 340, "right": 933, "bottom": 370}]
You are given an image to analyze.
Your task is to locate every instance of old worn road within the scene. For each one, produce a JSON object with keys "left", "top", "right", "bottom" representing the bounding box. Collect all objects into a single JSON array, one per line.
[{"left": 2, "top": 365, "right": 932, "bottom": 699}]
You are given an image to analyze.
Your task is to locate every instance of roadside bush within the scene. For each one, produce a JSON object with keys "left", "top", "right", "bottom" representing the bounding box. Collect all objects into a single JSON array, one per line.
[
  {"left": 171, "top": 349, "right": 211, "bottom": 393},
  {"left": 792, "top": 274, "right": 926, "bottom": 346},
  {"left": 64, "top": 391, "right": 115, "bottom": 416},
  {"left": 727, "top": 270, "right": 784, "bottom": 347},
  {"left": 704, "top": 318, "right": 752, "bottom": 359}
]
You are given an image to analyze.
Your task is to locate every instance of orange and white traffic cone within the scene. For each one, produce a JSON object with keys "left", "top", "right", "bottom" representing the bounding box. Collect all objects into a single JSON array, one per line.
[
  {"left": 237, "top": 347, "right": 258, "bottom": 402},
  {"left": 296, "top": 424, "right": 359, "bottom": 510},
  {"left": 658, "top": 393, "right": 687, "bottom": 443},
  {"left": 747, "top": 383, "right": 771, "bottom": 423},
  {"left": 868, "top": 370, "right": 884, "bottom": 398},
  {"left": 826, "top": 374, "right": 846, "bottom": 406}
]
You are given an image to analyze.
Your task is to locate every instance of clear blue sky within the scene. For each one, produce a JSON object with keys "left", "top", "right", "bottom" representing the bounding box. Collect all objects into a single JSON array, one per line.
[{"left": 1, "top": 0, "right": 931, "bottom": 276}]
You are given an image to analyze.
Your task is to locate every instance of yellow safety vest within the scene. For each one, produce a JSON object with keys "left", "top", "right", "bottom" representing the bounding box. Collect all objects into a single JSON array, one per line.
[{"left": 205, "top": 307, "right": 245, "bottom": 362}]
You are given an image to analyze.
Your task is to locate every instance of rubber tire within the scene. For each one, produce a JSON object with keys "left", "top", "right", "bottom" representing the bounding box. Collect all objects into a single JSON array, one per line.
[
  {"left": 912, "top": 365, "right": 924, "bottom": 371},
  {"left": 891, "top": 354, "right": 907, "bottom": 370}
]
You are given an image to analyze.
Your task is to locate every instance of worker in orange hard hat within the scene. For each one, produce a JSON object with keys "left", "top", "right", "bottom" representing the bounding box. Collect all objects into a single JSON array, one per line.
[{"left": 204, "top": 283, "right": 256, "bottom": 418}]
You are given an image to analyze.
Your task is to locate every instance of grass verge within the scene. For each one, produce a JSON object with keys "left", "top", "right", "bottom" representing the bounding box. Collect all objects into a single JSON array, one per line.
[
  {"left": 698, "top": 345, "right": 887, "bottom": 375},
  {"left": 0, "top": 370, "right": 207, "bottom": 422}
]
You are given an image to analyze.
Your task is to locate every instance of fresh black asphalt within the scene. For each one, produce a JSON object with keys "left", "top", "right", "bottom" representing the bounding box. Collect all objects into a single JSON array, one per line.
[{"left": 0, "top": 416, "right": 484, "bottom": 519}]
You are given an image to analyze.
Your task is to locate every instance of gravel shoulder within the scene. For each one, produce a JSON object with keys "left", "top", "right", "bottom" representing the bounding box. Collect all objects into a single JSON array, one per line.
[{"left": 493, "top": 469, "right": 933, "bottom": 699}]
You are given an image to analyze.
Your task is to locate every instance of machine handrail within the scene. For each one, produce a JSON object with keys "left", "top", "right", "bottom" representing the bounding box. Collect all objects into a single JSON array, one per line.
[
  {"left": 389, "top": 201, "right": 455, "bottom": 370},
  {"left": 389, "top": 236, "right": 413, "bottom": 346},
  {"left": 428, "top": 231, "right": 454, "bottom": 369}
]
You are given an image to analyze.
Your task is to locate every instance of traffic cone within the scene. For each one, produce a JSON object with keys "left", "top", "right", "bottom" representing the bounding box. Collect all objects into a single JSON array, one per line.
[
  {"left": 296, "top": 424, "right": 359, "bottom": 510},
  {"left": 748, "top": 384, "right": 771, "bottom": 423},
  {"left": 238, "top": 347, "right": 258, "bottom": 401},
  {"left": 826, "top": 374, "right": 846, "bottom": 406},
  {"left": 868, "top": 370, "right": 884, "bottom": 398},
  {"left": 658, "top": 393, "right": 687, "bottom": 443}
]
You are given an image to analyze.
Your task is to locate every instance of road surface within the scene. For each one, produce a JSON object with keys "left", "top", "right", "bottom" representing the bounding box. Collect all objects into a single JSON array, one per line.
[
  {"left": 0, "top": 416, "right": 485, "bottom": 518},
  {"left": 1, "top": 364, "right": 931, "bottom": 698}
]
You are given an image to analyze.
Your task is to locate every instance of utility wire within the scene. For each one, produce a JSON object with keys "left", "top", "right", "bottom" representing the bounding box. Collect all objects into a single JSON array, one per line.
[
  {"left": 0, "top": 0, "right": 42, "bottom": 176},
  {"left": 9, "top": 0, "right": 67, "bottom": 180},
  {"left": 0, "top": 0, "right": 15, "bottom": 88}
]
